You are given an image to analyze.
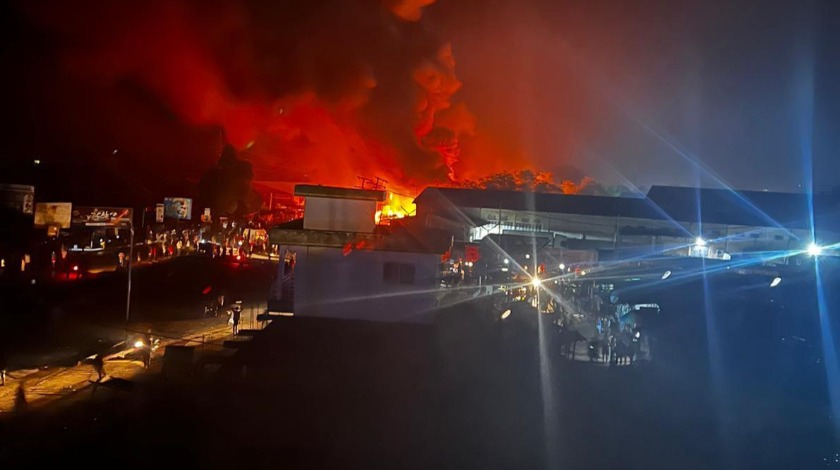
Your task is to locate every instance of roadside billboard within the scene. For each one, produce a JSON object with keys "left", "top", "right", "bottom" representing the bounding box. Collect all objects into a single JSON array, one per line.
[
  {"left": 155, "top": 204, "right": 165, "bottom": 223},
  {"left": 164, "top": 197, "right": 192, "bottom": 220},
  {"left": 34, "top": 202, "right": 72, "bottom": 229},
  {"left": 72, "top": 207, "right": 133, "bottom": 226},
  {"left": 0, "top": 184, "right": 35, "bottom": 215}
]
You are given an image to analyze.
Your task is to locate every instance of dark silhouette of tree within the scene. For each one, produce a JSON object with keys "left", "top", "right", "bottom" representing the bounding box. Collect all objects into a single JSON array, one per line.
[
  {"left": 198, "top": 144, "right": 262, "bottom": 217},
  {"left": 459, "top": 171, "right": 636, "bottom": 196}
]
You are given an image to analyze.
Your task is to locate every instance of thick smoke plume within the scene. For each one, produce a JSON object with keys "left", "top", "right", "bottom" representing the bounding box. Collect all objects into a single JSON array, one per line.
[{"left": 23, "top": 0, "right": 491, "bottom": 193}]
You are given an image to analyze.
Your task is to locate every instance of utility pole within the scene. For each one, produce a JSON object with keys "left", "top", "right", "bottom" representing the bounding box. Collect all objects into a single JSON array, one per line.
[{"left": 125, "top": 221, "right": 135, "bottom": 337}]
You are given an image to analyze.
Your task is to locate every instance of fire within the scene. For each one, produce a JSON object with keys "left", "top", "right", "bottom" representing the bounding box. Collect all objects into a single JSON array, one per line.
[{"left": 375, "top": 192, "right": 417, "bottom": 225}]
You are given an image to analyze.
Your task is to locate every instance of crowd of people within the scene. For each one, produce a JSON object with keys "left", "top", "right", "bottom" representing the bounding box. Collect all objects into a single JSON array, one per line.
[{"left": 545, "top": 281, "right": 651, "bottom": 367}]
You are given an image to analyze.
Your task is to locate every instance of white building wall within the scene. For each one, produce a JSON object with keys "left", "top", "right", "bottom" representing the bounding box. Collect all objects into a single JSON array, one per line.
[
  {"left": 292, "top": 246, "right": 441, "bottom": 324},
  {"left": 303, "top": 197, "right": 377, "bottom": 233}
]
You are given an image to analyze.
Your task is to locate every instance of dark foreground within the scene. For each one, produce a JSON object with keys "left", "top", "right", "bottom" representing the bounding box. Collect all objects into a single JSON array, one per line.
[
  {"left": 2, "top": 305, "right": 837, "bottom": 469},
  {"left": 0, "top": 256, "right": 274, "bottom": 370}
]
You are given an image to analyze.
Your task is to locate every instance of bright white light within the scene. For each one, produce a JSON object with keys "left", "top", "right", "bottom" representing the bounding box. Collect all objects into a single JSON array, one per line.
[
  {"left": 531, "top": 277, "right": 541, "bottom": 287},
  {"left": 807, "top": 243, "right": 822, "bottom": 257},
  {"left": 501, "top": 267, "right": 509, "bottom": 272},
  {"left": 770, "top": 277, "right": 782, "bottom": 288},
  {"left": 525, "top": 254, "right": 530, "bottom": 259},
  {"left": 503, "top": 258, "right": 509, "bottom": 264},
  {"left": 134, "top": 340, "right": 144, "bottom": 348},
  {"left": 695, "top": 237, "right": 707, "bottom": 247},
  {"left": 580, "top": 270, "right": 586, "bottom": 276},
  {"left": 500, "top": 309, "right": 511, "bottom": 320},
  {"left": 559, "top": 263, "right": 565, "bottom": 271},
  {"left": 661, "top": 270, "right": 672, "bottom": 280},
  {"left": 33, "top": 159, "right": 40, "bottom": 165}
]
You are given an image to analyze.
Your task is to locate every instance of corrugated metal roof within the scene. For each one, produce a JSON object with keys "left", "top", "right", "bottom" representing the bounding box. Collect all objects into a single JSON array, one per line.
[
  {"left": 415, "top": 187, "right": 662, "bottom": 220},
  {"left": 295, "top": 184, "right": 386, "bottom": 201},
  {"left": 415, "top": 186, "right": 840, "bottom": 231}
]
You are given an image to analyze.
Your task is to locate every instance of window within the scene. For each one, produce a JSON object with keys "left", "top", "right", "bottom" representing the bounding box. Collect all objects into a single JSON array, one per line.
[{"left": 383, "top": 262, "right": 416, "bottom": 285}]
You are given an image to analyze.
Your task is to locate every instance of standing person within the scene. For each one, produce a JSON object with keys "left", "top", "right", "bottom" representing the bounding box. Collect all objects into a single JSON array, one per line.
[
  {"left": 0, "top": 346, "right": 8, "bottom": 386},
  {"left": 608, "top": 334, "right": 618, "bottom": 366},
  {"left": 92, "top": 353, "right": 106, "bottom": 382},
  {"left": 217, "top": 291, "right": 227, "bottom": 314},
  {"left": 14, "top": 382, "right": 27, "bottom": 412},
  {"left": 140, "top": 330, "right": 153, "bottom": 369},
  {"left": 231, "top": 303, "right": 242, "bottom": 335}
]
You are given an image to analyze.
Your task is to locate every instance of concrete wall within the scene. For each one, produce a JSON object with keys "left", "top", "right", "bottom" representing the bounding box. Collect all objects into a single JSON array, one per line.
[{"left": 290, "top": 245, "right": 441, "bottom": 324}]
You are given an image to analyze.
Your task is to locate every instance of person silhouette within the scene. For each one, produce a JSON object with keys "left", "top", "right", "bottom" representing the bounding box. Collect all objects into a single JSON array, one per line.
[
  {"left": 92, "top": 353, "right": 106, "bottom": 382},
  {"left": 14, "top": 382, "right": 27, "bottom": 412}
]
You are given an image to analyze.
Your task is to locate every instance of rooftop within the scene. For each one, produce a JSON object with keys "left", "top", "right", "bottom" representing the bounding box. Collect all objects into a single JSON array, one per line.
[
  {"left": 295, "top": 184, "right": 387, "bottom": 202},
  {"left": 415, "top": 186, "right": 840, "bottom": 232}
]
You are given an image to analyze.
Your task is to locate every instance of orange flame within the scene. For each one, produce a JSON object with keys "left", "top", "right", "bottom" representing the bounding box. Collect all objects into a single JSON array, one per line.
[{"left": 375, "top": 191, "right": 416, "bottom": 225}]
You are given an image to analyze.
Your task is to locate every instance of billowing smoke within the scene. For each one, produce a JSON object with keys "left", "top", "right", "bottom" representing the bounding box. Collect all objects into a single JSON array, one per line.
[
  {"left": 384, "top": 0, "right": 438, "bottom": 22},
  {"left": 22, "top": 0, "right": 484, "bottom": 192}
]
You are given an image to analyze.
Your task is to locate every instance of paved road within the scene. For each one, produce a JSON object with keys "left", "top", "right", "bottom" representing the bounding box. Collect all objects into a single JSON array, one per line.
[
  {"left": 0, "top": 301, "right": 271, "bottom": 416},
  {"left": 0, "top": 255, "right": 274, "bottom": 416},
  {"left": 1, "top": 255, "right": 275, "bottom": 369}
]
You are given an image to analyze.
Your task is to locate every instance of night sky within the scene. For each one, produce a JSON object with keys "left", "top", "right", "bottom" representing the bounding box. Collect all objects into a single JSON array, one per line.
[{"left": 1, "top": 0, "right": 839, "bottom": 205}]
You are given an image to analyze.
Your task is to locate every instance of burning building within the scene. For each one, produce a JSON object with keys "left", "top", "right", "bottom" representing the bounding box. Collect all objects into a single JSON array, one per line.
[{"left": 268, "top": 184, "right": 446, "bottom": 323}]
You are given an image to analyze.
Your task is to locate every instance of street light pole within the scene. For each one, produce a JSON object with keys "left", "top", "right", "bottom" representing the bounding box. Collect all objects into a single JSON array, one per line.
[{"left": 125, "top": 222, "right": 135, "bottom": 334}]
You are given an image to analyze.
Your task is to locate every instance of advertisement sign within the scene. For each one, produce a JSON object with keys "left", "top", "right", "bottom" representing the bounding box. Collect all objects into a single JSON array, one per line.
[
  {"left": 164, "top": 197, "right": 192, "bottom": 220},
  {"left": 465, "top": 244, "right": 481, "bottom": 263},
  {"left": 201, "top": 207, "right": 212, "bottom": 223},
  {"left": 155, "top": 204, "right": 165, "bottom": 223},
  {"left": 34, "top": 202, "right": 72, "bottom": 228},
  {"left": 72, "top": 207, "right": 133, "bottom": 226},
  {"left": 0, "top": 184, "right": 35, "bottom": 215}
]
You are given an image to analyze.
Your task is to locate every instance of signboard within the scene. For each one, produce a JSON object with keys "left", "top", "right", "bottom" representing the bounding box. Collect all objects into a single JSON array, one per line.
[
  {"left": 34, "top": 202, "right": 72, "bottom": 229},
  {"left": 72, "top": 207, "right": 133, "bottom": 226},
  {"left": 201, "top": 207, "right": 211, "bottom": 223},
  {"left": 155, "top": 204, "right": 165, "bottom": 223},
  {"left": 0, "top": 184, "right": 35, "bottom": 215},
  {"left": 164, "top": 197, "right": 192, "bottom": 220},
  {"left": 465, "top": 244, "right": 481, "bottom": 263}
]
